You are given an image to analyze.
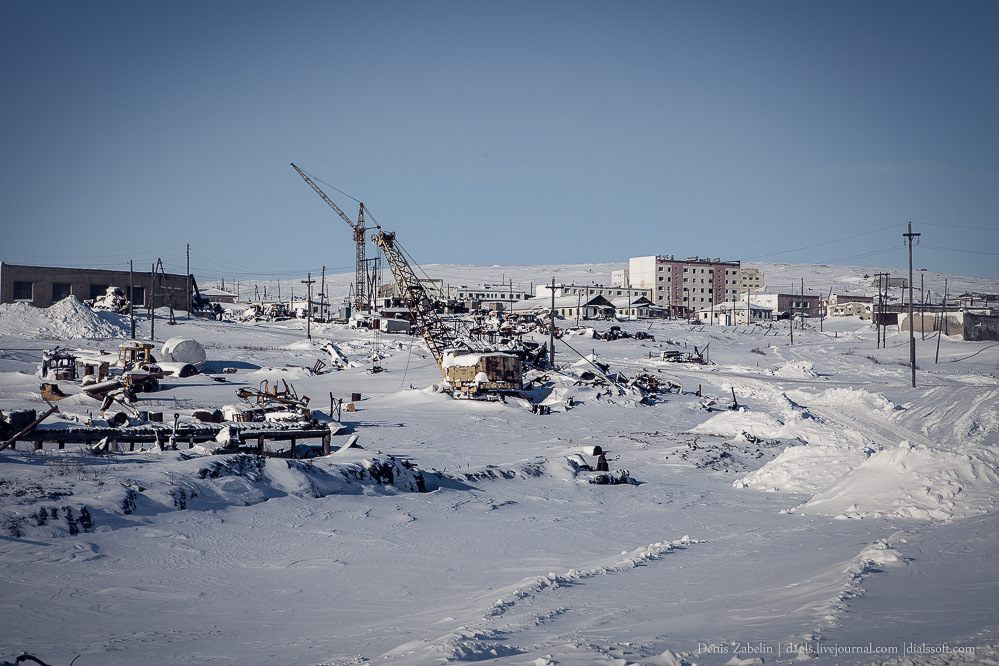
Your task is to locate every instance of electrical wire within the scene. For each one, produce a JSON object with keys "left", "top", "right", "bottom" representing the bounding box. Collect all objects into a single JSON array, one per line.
[
  {"left": 922, "top": 244, "right": 999, "bottom": 257},
  {"left": 919, "top": 222, "right": 999, "bottom": 232},
  {"left": 742, "top": 223, "right": 903, "bottom": 261}
]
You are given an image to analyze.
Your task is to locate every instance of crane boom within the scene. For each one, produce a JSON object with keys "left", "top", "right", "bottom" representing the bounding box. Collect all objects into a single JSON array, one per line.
[
  {"left": 372, "top": 231, "right": 459, "bottom": 376},
  {"left": 290, "top": 163, "right": 368, "bottom": 312}
]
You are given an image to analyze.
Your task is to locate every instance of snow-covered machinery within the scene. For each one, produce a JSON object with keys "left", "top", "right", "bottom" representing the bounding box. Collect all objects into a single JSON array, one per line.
[
  {"left": 372, "top": 230, "right": 523, "bottom": 396},
  {"left": 160, "top": 337, "right": 207, "bottom": 375},
  {"left": 88, "top": 286, "right": 130, "bottom": 313}
]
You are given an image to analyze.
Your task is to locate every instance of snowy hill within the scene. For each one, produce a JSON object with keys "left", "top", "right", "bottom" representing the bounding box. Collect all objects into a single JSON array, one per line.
[{"left": 1, "top": 262, "right": 998, "bottom": 666}]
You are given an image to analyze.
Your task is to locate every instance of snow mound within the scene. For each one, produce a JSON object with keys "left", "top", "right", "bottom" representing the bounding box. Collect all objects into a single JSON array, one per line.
[
  {"left": 0, "top": 296, "right": 130, "bottom": 339},
  {"left": 787, "top": 387, "right": 900, "bottom": 415},
  {"left": 689, "top": 410, "right": 785, "bottom": 439},
  {"left": 774, "top": 360, "right": 818, "bottom": 378},
  {"left": 803, "top": 441, "right": 999, "bottom": 520},
  {"left": 734, "top": 443, "right": 871, "bottom": 494}
]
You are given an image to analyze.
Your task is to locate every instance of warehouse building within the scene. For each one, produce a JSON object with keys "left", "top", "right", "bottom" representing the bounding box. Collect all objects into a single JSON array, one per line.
[{"left": 0, "top": 262, "right": 190, "bottom": 309}]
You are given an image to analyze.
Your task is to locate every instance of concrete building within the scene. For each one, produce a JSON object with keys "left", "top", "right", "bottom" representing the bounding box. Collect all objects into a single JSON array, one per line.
[
  {"left": 739, "top": 268, "right": 764, "bottom": 293},
  {"left": 629, "top": 255, "right": 741, "bottom": 317},
  {"left": 828, "top": 294, "right": 875, "bottom": 319},
  {"left": 747, "top": 292, "right": 821, "bottom": 318},
  {"left": 454, "top": 283, "right": 531, "bottom": 311},
  {"left": 697, "top": 302, "right": 773, "bottom": 325},
  {"left": 611, "top": 269, "right": 629, "bottom": 288},
  {"left": 535, "top": 282, "right": 652, "bottom": 303},
  {"left": 0, "top": 262, "right": 190, "bottom": 309}
]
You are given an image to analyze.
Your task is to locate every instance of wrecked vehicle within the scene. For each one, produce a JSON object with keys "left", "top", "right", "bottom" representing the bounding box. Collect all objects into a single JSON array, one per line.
[
  {"left": 442, "top": 350, "right": 524, "bottom": 396},
  {"left": 87, "top": 286, "right": 130, "bottom": 313},
  {"left": 235, "top": 379, "right": 311, "bottom": 422}
]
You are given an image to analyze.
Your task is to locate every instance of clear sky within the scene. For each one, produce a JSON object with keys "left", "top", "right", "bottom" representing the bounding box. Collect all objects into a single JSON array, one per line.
[{"left": 2, "top": 1, "right": 997, "bottom": 282}]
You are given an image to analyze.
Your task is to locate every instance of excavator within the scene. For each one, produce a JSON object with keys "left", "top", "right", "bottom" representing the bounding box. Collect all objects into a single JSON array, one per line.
[{"left": 372, "top": 230, "right": 523, "bottom": 397}]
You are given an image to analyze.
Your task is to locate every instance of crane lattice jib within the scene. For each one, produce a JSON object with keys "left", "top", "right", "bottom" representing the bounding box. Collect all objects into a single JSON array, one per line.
[
  {"left": 290, "top": 163, "right": 367, "bottom": 312},
  {"left": 373, "top": 231, "right": 458, "bottom": 376}
]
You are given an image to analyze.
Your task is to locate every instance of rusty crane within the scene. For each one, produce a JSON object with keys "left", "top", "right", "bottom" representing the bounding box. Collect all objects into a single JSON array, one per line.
[{"left": 372, "top": 230, "right": 523, "bottom": 397}]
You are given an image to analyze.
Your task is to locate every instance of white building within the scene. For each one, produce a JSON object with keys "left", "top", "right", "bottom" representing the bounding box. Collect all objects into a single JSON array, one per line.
[
  {"left": 696, "top": 302, "right": 773, "bottom": 325},
  {"left": 535, "top": 282, "right": 651, "bottom": 303},
  {"left": 740, "top": 268, "right": 764, "bottom": 293},
  {"left": 454, "top": 284, "right": 531, "bottom": 310}
]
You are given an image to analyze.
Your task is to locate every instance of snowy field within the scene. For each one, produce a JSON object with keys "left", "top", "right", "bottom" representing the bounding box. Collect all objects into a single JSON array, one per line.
[{"left": 1, "top": 262, "right": 998, "bottom": 666}]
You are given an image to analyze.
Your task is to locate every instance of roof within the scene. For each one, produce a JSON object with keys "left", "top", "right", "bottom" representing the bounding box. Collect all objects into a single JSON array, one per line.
[
  {"left": 510, "top": 294, "right": 614, "bottom": 311},
  {"left": 697, "top": 302, "right": 772, "bottom": 314},
  {"left": 610, "top": 296, "right": 652, "bottom": 308}
]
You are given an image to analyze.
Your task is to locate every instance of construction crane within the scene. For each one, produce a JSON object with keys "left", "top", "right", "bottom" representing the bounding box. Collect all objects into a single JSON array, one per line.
[
  {"left": 373, "top": 230, "right": 460, "bottom": 368},
  {"left": 372, "top": 230, "right": 522, "bottom": 396},
  {"left": 290, "top": 163, "right": 370, "bottom": 312}
]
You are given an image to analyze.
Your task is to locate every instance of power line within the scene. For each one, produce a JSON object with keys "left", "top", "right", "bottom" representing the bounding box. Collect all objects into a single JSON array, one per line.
[
  {"left": 742, "top": 223, "right": 903, "bottom": 261},
  {"left": 922, "top": 244, "right": 999, "bottom": 257},
  {"left": 920, "top": 222, "right": 999, "bottom": 232},
  {"left": 817, "top": 245, "right": 901, "bottom": 265}
]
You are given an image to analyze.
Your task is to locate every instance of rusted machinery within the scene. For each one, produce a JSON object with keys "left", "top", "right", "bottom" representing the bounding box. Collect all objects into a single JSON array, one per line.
[
  {"left": 291, "top": 163, "right": 373, "bottom": 313},
  {"left": 372, "top": 230, "right": 523, "bottom": 396}
]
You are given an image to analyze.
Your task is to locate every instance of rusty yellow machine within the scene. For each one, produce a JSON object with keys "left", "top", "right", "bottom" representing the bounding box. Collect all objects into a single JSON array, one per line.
[{"left": 372, "top": 230, "right": 523, "bottom": 397}]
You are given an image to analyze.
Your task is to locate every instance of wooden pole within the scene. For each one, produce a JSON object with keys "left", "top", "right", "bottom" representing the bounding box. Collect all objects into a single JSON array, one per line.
[
  {"left": 904, "top": 223, "right": 920, "bottom": 388},
  {"left": 549, "top": 277, "right": 555, "bottom": 368}
]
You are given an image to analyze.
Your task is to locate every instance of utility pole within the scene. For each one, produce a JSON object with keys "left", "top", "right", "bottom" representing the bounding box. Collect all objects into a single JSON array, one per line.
[
  {"left": 936, "top": 278, "right": 947, "bottom": 364},
  {"left": 321, "top": 265, "right": 327, "bottom": 321},
  {"left": 903, "top": 223, "right": 921, "bottom": 387},
  {"left": 129, "top": 260, "right": 135, "bottom": 339},
  {"left": 873, "top": 272, "right": 889, "bottom": 349},
  {"left": 149, "top": 262, "right": 156, "bottom": 342},
  {"left": 920, "top": 273, "right": 925, "bottom": 341},
  {"left": 549, "top": 277, "right": 556, "bottom": 368},
  {"left": 186, "top": 243, "right": 191, "bottom": 319},
  {"left": 302, "top": 273, "right": 315, "bottom": 340}
]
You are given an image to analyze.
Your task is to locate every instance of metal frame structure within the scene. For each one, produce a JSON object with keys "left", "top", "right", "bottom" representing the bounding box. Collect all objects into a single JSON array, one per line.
[
  {"left": 290, "top": 163, "right": 369, "bottom": 312},
  {"left": 372, "top": 231, "right": 459, "bottom": 377}
]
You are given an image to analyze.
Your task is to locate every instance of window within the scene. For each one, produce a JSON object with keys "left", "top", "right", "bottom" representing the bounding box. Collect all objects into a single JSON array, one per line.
[
  {"left": 52, "top": 283, "right": 71, "bottom": 301},
  {"left": 13, "top": 281, "right": 33, "bottom": 301},
  {"left": 90, "top": 284, "right": 108, "bottom": 300}
]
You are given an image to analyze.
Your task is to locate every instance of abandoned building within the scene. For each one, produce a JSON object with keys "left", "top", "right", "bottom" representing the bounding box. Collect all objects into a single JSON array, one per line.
[{"left": 0, "top": 262, "right": 191, "bottom": 309}]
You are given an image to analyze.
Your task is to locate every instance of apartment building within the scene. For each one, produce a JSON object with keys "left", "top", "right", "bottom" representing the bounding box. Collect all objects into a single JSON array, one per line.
[
  {"left": 740, "top": 267, "right": 764, "bottom": 293},
  {"left": 629, "top": 255, "right": 741, "bottom": 317}
]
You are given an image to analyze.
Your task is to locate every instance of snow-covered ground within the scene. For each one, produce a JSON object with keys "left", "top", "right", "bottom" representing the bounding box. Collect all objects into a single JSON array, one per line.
[{"left": 2, "top": 263, "right": 998, "bottom": 666}]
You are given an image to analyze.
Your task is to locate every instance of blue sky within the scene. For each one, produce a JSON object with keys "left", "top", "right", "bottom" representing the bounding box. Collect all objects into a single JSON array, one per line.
[{"left": 2, "top": 1, "right": 997, "bottom": 282}]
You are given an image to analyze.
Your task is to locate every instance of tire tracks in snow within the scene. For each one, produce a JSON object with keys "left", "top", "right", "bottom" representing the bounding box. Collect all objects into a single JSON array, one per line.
[{"left": 377, "top": 536, "right": 700, "bottom": 664}]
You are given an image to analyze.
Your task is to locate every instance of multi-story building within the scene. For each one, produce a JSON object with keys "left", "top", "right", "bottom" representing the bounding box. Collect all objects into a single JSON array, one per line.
[
  {"left": 629, "top": 255, "right": 741, "bottom": 317},
  {"left": 740, "top": 267, "right": 764, "bottom": 293},
  {"left": 535, "top": 283, "right": 652, "bottom": 305}
]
